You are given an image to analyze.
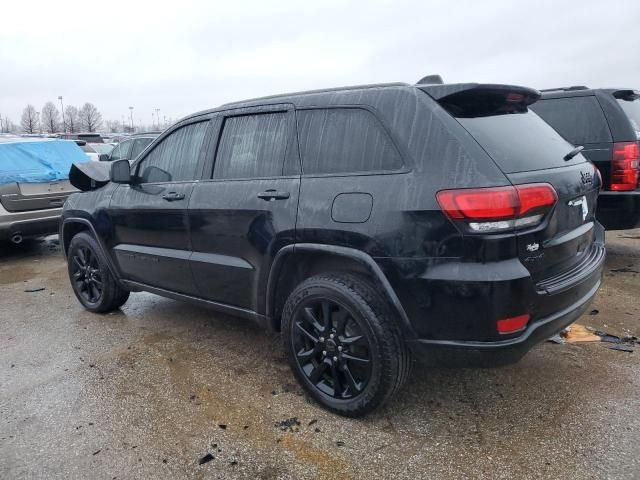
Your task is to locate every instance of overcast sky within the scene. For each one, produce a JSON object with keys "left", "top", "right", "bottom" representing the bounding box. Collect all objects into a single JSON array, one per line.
[{"left": 1, "top": 0, "right": 639, "bottom": 128}]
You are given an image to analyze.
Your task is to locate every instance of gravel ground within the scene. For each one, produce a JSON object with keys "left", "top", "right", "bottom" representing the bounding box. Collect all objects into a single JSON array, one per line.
[{"left": 1, "top": 230, "right": 639, "bottom": 479}]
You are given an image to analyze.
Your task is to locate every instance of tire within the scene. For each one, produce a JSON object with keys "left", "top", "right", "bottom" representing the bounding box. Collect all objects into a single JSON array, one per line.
[
  {"left": 67, "top": 232, "right": 129, "bottom": 313},
  {"left": 281, "top": 273, "right": 411, "bottom": 417}
]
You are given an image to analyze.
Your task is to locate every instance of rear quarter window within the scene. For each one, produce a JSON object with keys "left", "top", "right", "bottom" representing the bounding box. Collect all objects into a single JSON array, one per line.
[
  {"left": 297, "top": 108, "right": 403, "bottom": 175},
  {"left": 616, "top": 98, "right": 640, "bottom": 139},
  {"left": 530, "top": 96, "right": 612, "bottom": 145}
]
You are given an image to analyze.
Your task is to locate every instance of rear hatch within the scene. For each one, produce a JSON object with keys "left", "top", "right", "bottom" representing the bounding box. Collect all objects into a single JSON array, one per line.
[
  {"left": 0, "top": 180, "right": 76, "bottom": 213},
  {"left": 422, "top": 84, "right": 602, "bottom": 286}
]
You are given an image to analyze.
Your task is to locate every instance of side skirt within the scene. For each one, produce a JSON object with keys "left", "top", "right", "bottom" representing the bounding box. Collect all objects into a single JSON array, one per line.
[{"left": 121, "top": 279, "right": 270, "bottom": 330}]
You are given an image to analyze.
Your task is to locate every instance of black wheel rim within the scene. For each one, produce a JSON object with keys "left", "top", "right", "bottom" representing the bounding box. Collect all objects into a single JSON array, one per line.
[
  {"left": 71, "top": 246, "right": 103, "bottom": 304},
  {"left": 292, "top": 298, "right": 372, "bottom": 400}
]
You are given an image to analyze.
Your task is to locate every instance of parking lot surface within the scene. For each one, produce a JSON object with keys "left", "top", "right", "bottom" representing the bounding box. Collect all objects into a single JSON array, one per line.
[{"left": 1, "top": 231, "right": 639, "bottom": 479}]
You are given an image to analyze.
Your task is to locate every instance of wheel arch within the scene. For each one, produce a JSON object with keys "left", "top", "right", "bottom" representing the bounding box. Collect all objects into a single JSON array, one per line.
[
  {"left": 61, "top": 218, "right": 124, "bottom": 287},
  {"left": 266, "top": 243, "right": 416, "bottom": 339}
]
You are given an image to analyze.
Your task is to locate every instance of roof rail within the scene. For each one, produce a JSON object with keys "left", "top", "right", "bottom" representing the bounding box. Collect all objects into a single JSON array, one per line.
[
  {"left": 539, "top": 85, "right": 589, "bottom": 92},
  {"left": 221, "top": 82, "right": 410, "bottom": 107}
]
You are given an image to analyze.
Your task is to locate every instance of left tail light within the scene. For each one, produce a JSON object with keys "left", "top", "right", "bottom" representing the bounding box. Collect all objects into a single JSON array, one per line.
[{"left": 436, "top": 183, "right": 557, "bottom": 233}]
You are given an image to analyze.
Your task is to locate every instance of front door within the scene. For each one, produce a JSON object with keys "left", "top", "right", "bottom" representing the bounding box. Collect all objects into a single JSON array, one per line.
[
  {"left": 108, "top": 120, "right": 211, "bottom": 294},
  {"left": 189, "top": 105, "right": 300, "bottom": 312}
]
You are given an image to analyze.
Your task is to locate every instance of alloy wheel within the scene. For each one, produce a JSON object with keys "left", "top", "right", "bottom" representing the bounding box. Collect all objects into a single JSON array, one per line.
[
  {"left": 292, "top": 298, "right": 372, "bottom": 399},
  {"left": 71, "top": 246, "right": 103, "bottom": 304}
]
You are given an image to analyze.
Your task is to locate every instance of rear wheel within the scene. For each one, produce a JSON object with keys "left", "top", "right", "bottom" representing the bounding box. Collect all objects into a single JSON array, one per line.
[
  {"left": 281, "top": 273, "right": 411, "bottom": 417},
  {"left": 67, "top": 232, "right": 129, "bottom": 313}
]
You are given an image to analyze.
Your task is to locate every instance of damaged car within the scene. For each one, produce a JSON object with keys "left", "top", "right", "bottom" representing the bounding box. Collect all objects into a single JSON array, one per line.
[{"left": 61, "top": 79, "right": 605, "bottom": 416}]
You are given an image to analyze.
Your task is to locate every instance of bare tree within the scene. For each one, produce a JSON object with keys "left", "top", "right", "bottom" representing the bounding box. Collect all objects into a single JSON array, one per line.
[
  {"left": 41, "top": 101, "right": 61, "bottom": 133},
  {"left": 105, "top": 120, "right": 120, "bottom": 133},
  {"left": 65, "top": 106, "right": 79, "bottom": 133},
  {"left": 20, "top": 104, "right": 38, "bottom": 134},
  {"left": 78, "top": 103, "right": 102, "bottom": 132},
  {"left": 0, "top": 114, "right": 13, "bottom": 133}
]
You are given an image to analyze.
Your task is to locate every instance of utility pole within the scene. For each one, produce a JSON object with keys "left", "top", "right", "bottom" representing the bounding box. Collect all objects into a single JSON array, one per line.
[
  {"left": 129, "top": 106, "right": 134, "bottom": 133},
  {"left": 155, "top": 108, "right": 161, "bottom": 129},
  {"left": 58, "top": 96, "right": 66, "bottom": 133}
]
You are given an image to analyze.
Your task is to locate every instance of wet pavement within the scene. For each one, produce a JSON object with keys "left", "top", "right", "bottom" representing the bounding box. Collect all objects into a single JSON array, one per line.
[{"left": 1, "top": 232, "right": 639, "bottom": 479}]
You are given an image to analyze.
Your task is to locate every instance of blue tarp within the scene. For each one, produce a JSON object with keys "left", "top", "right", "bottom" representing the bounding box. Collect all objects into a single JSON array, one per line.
[{"left": 0, "top": 139, "right": 90, "bottom": 184}]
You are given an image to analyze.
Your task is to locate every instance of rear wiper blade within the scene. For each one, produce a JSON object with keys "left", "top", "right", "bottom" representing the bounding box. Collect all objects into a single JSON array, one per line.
[{"left": 564, "top": 145, "right": 584, "bottom": 161}]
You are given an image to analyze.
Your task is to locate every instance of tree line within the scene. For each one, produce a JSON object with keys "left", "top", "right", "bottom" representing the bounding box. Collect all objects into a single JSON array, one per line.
[{"left": 16, "top": 102, "right": 103, "bottom": 134}]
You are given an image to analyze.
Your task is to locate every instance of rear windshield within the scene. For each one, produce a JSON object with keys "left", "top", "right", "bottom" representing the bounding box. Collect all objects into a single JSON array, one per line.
[
  {"left": 455, "top": 109, "right": 585, "bottom": 173},
  {"left": 616, "top": 98, "right": 640, "bottom": 139}
]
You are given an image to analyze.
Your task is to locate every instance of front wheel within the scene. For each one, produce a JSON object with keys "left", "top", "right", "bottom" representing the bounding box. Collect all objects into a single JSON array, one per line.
[
  {"left": 281, "top": 273, "right": 411, "bottom": 417},
  {"left": 67, "top": 232, "right": 129, "bottom": 313}
]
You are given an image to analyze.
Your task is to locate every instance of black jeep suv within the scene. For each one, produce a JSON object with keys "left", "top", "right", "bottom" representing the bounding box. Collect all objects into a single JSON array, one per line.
[
  {"left": 531, "top": 86, "right": 640, "bottom": 230},
  {"left": 61, "top": 81, "right": 605, "bottom": 416}
]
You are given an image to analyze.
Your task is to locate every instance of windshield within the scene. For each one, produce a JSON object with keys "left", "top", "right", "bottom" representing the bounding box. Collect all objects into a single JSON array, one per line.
[
  {"left": 89, "top": 143, "right": 114, "bottom": 154},
  {"left": 79, "top": 144, "right": 96, "bottom": 153},
  {"left": 455, "top": 109, "right": 585, "bottom": 173},
  {"left": 616, "top": 98, "right": 640, "bottom": 139}
]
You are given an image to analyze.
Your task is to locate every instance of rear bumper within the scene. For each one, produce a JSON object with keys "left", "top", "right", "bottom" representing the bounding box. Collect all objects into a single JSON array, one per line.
[
  {"left": 379, "top": 224, "right": 605, "bottom": 367},
  {"left": 0, "top": 205, "right": 62, "bottom": 241},
  {"left": 407, "top": 279, "right": 599, "bottom": 367},
  {"left": 597, "top": 190, "right": 640, "bottom": 230}
]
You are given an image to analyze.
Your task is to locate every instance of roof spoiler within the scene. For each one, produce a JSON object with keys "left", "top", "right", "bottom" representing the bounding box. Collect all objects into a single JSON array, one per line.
[
  {"left": 419, "top": 84, "right": 541, "bottom": 118},
  {"left": 613, "top": 89, "right": 640, "bottom": 101}
]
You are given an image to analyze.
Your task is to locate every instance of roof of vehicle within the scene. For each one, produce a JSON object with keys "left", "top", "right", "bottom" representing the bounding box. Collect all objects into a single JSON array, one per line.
[{"left": 183, "top": 82, "right": 412, "bottom": 120}]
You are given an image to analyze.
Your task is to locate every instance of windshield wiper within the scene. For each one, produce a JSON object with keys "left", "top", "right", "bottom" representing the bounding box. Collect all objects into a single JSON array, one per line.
[{"left": 564, "top": 145, "right": 584, "bottom": 161}]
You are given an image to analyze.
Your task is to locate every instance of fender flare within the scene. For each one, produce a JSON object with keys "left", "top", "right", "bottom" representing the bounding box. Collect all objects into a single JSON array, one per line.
[
  {"left": 61, "top": 218, "right": 125, "bottom": 288},
  {"left": 266, "top": 243, "right": 416, "bottom": 338}
]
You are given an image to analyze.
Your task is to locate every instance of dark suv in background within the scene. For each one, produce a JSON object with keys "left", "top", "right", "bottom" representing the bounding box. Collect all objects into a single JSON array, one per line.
[
  {"left": 61, "top": 81, "right": 604, "bottom": 416},
  {"left": 531, "top": 87, "right": 640, "bottom": 230}
]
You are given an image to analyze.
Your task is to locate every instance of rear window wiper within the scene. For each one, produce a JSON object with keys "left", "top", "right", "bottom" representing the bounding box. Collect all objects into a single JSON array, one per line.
[{"left": 564, "top": 145, "right": 584, "bottom": 161}]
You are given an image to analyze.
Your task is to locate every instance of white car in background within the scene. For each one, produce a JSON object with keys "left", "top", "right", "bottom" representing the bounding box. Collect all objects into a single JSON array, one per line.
[{"left": 75, "top": 141, "right": 114, "bottom": 161}]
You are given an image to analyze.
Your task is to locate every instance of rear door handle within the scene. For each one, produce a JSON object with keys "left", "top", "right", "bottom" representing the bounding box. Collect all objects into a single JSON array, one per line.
[
  {"left": 162, "top": 192, "right": 185, "bottom": 202},
  {"left": 257, "top": 190, "right": 290, "bottom": 201}
]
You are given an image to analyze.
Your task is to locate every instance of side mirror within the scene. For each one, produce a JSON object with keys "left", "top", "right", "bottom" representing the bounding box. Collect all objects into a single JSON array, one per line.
[
  {"left": 98, "top": 153, "right": 110, "bottom": 162},
  {"left": 110, "top": 159, "right": 132, "bottom": 184}
]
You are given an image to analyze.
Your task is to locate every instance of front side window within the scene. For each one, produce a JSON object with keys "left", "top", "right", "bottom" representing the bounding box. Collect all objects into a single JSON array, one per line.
[
  {"left": 137, "top": 122, "right": 208, "bottom": 183},
  {"left": 131, "top": 137, "right": 153, "bottom": 159},
  {"left": 111, "top": 140, "right": 133, "bottom": 160},
  {"left": 213, "top": 112, "right": 288, "bottom": 179},
  {"left": 297, "top": 108, "right": 403, "bottom": 175}
]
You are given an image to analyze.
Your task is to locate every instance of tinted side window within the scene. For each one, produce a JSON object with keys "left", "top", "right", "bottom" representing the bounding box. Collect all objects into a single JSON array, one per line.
[
  {"left": 531, "top": 97, "right": 612, "bottom": 144},
  {"left": 138, "top": 122, "right": 208, "bottom": 183},
  {"left": 213, "top": 113, "right": 288, "bottom": 179},
  {"left": 119, "top": 140, "right": 134, "bottom": 159},
  {"left": 297, "top": 108, "right": 402, "bottom": 175}
]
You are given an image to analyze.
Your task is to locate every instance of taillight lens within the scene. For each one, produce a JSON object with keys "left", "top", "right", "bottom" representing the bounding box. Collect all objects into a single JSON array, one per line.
[
  {"left": 436, "top": 183, "right": 557, "bottom": 233},
  {"left": 611, "top": 141, "right": 640, "bottom": 191}
]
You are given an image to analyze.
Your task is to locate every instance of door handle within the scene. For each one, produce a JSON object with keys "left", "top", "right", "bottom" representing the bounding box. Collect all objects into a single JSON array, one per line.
[
  {"left": 162, "top": 192, "right": 185, "bottom": 201},
  {"left": 257, "top": 190, "right": 290, "bottom": 201}
]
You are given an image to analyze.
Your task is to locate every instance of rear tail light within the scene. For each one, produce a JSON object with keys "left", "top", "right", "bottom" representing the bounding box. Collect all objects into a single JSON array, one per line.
[
  {"left": 497, "top": 314, "right": 530, "bottom": 335},
  {"left": 611, "top": 141, "right": 640, "bottom": 191},
  {"left": 436, "top": 183, "right": 557, "bottom": 233}
]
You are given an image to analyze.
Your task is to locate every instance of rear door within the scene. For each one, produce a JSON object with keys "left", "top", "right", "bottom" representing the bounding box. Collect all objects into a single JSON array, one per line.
[
  {"left": 455, "top": 101, "right": 601, "bottom": 284},
  {"left": 188, "top": 104, "right": 300, "bottom": 312},
  {"left": 108, "top": 120, "right": 211, "bottom": 294}
]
